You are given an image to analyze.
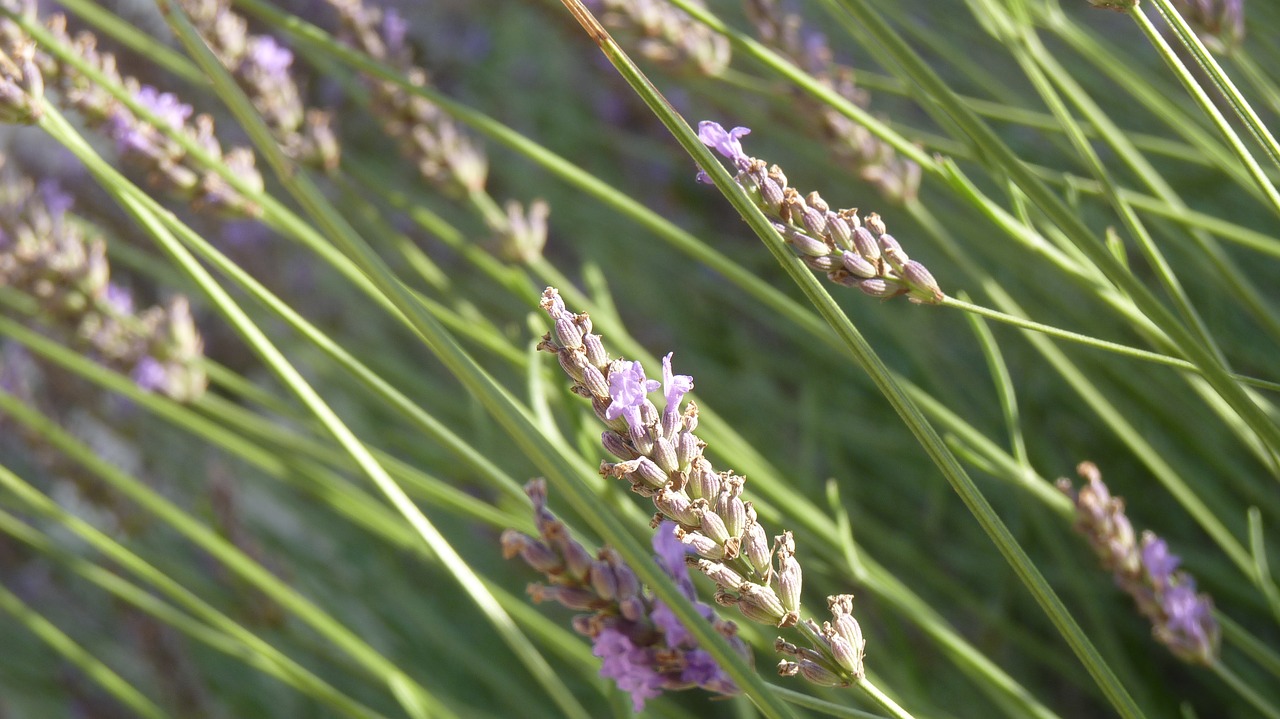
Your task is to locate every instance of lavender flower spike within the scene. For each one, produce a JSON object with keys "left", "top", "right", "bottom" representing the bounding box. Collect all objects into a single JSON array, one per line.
[
  {"left": 1058, "top": 462, "right": 1220, "bottom": 665},
  {"left": 502, "top": 481, "right": 744, "bottom": 711},
  {"left": 694, "top": 118, "right": 944, "bottom": 305},
  {"left": 537, "top": 287, "right": 869, "bottom": 689}
]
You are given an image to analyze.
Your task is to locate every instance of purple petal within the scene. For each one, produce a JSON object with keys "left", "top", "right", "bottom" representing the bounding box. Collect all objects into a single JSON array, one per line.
[
  {"left": 1141, "top": 536, "right": 1180, "bottom": 587},
  {"left": 697, "top": 120, "right": 751, "bottom": 168}
]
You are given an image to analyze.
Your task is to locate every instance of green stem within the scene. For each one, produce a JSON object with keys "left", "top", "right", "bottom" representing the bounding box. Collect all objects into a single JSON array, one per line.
[{"left": 941, "top": 297, "right": 1280, "bottom": 393}]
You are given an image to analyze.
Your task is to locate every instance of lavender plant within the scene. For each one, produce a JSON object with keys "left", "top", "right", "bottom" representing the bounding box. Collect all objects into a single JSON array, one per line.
[
  {"left": 582, "top": 0, "right": 730, "bottom": 76},
  {"left": 1, "top": 6, "right": 265, "bottom": 216},
  {"left": 743, "top": 0, "right": 920, "bottom": 203},
  {"left": 0, "top": 0, "right": 1277, "bottom": 716}
]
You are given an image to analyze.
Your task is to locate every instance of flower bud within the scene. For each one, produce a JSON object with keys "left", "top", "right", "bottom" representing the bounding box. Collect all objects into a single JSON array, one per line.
[
  {"left": 737, "top": 584, "right": 786, "bottom": 625},
  {"left": 693, "top": 558, "right": 745, "bottom": 589},
  {"left": 554, "top": 316, "right": 583, "bottom": 349},
  {"left": 827, "top": 212, "right": 852, "bottom": 250},
  {"left": 903, "top": 260, "right": 944, "bottom": 304},
  {"left": 776, "top": 532, "right": 802, "bottom": 616},
  {"left": 864, "top": 213, "right": 887, "bottom": 236},
  {"left": 841, "top": 250, "right": 878, "bottom": 278},
  {"left": 652, "top": 436, "right": 678, "bottom": 473},
  {"left": 653, "top": 487, "right": 700, "bottom": 526},
  {"left": 851, "top": 226, "right": 881, "bottom": 262},
  {"left": 601, "top": 430, "right": 638, "bottom": 461}
]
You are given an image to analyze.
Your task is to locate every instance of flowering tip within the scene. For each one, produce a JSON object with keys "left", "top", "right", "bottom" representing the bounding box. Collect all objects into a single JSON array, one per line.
[{"left": 697, "top": 120, "right": 752, "bottom": 169}]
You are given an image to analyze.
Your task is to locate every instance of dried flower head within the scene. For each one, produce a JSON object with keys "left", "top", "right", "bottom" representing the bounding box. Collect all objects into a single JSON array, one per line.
[
  {"left": 1058, "top": 462, "right": 1220, "bottom": 665},
  {"left": 325, "top": 0, "right": 547, "bottom": 261}
]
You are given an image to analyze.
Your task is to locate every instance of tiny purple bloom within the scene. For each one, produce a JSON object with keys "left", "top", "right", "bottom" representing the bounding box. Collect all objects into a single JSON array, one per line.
[
  {"left": 697, "top": 121, "right": 751, "bottom": 169},
  {"left": 37, "top": 180, "right": 74, "bottom": 219},
  {"left": 661, "top": 353, "right": 693, "bottom": 409},
  {"left": 682, "top": 649, "right": 735, "bottom": 692},
  {"left": 382, "top": 8, "right": 410, "bottom": 56},
  {"left": 248, "top": 36, "right": 293, "bottom": 76},
  {"left": 1162, "top": 582, "right": 1211, "bottom": 646},
  {"left": 605, "top": 360, "right": 659, "bottom": 429},
  {"left": 593, "top": 627, "right": 663, "bottom": 712},
  {"left": 1141, "top": 536, "right": 1180, "bottom": 587},
  {"left": 104, "top": 283, "right": 135, "bottom": 315},
  {"left": 135, "top": 86, "right": 194, "bottom": 130},
  {"left": 131, "top": 356, "right": 169, "bottom": 393},
  {"left": 109, "top": 86, "right": 193, "bottom": 155},
  {"left": 652, "top": 521, "right": 687, "bottom": 577}
]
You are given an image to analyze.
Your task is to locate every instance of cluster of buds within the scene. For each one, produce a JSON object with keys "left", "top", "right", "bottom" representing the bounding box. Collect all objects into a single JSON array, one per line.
[
  {"left": 0, "top": 165, "right": 207, "bottom": 402},
  {"left": 744, "top": 0, "right": 920, "bottom": 203},
  {"left": 0, "top": 26, "right": 42, "bottom": 124},
  {"left": 178, "top": 0, "right": 340, "bottom": 171},
  {"left": 581, "top": 0, "right": 731, "bottom": 76},
  {"left": 503, "top": 479, "right": 744, "bottom": 711},
  {"left": 697, "top": 121, "right": 943, "bottom": 304},
  {"left": 537, "top": 286, "right": 867, "bottom": 687},
  {"left": 326, "top": 0, "right": 548, "bottom": 260},
  {"left": 0, "top": 6, "right": 264, "bottom": 217},
  {"left": 1169, "top": 0, "right": 1245, "bottom": 53},
  {"left": 1058, "top": 462, "right": 1220, "bottom": 665}
]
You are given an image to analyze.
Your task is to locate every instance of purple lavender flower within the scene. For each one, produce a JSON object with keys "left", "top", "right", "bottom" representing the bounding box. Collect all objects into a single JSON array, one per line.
[
  {"left": 605, "top": 360, "right": 659, "bottom": 429},
  {"left": 593, "top": 627, "right": 665, "bottom": 712},
  {"left": 698, "top": 121, "right": 751, "bottom": 165},
  {"left": 696, "top": 121, "right": 752, "bottom": 182},
  {"left": 1141, "top": 535, "right": 1180, "bottom": 588},
  {"left": 247, "top": 36, "right": 293, "bottom": 76},
  {"left": 505, "top": 482, "right": 743, "bottom": 711},
  {"left": 130, "top": 356, "right": 169, "bottom": 393},
  {"left": 661, "top": 353, "right": 693, "bottom": 410},
  {"left": 108, "top": 86, "right": 193, "bottom": 155},
  {"left": 103, "top": 283, "right": 135, "bottom": 315},
  {"left": 382, "top": 8, "right": 410, "bottom": 57},
  {"left": 1161, "top": 582, "right": 1215, "bottom": 653}
]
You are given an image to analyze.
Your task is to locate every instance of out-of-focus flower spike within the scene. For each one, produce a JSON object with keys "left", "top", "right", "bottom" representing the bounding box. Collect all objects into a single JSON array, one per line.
[
  {"left": 0, "top": 163, "right": 207, "bottom": 401},
  {"left": 583, "top": 0, "right": 730, "bottom": 76},
  {"left": 744, "top": 0, "right": 920, "bottom": 202},
  {"left": 505, "top": 484, "right": 743, "bottom": 711},
  {"left": 1059, "top": 462, "right": 1220, "bottom": 665},
  {"left": 0, "top": 33, "right": 43, "bottom": 124},
  {"left": 179, "top": 0, "right": 341, "bottom": 171}
]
